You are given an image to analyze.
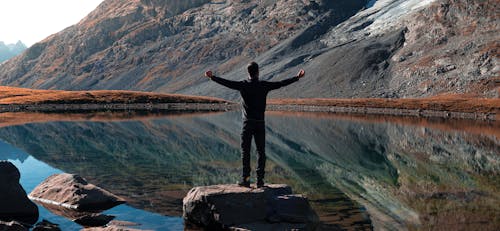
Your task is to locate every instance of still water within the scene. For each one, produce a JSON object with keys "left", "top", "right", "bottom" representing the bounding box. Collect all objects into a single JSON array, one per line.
[{"left": 0, "top": 111, "right": 498, "bottom": 230}]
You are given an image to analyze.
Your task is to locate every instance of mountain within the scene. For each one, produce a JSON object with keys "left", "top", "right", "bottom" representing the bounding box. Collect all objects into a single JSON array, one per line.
[
  {"left": 0, "top": 40, "right": 27, "bottom": 63},
  {"left": 0, "top": 0, "right": 497, "bottom": 99}
]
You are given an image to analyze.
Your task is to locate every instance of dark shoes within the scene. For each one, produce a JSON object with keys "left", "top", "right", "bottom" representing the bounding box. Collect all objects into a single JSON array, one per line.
[
  {"left": 238, "top": 177, "right": 265, "bottom": 188},
  {"left": 238, "top": 180, "right": 250, "bottom": 188},
  {"left": 238, "top": 177, "right": 251, "bottom": 188},
  {"left": 257, "top": 179, "right": 265, "bottom": 188}
]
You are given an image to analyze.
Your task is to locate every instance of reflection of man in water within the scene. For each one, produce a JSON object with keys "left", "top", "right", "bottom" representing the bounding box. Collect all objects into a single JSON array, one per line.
[{"left": 205, "top": 62, "right": 305, "bottom": 188}]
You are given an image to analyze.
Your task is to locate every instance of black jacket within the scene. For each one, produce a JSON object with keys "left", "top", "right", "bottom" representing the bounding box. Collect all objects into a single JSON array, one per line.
[{"left": 211, "top": 76, "right": 299, "bottom": 121}]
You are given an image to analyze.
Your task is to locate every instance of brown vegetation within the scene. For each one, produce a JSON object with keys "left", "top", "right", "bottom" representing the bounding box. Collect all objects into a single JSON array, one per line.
[
  {"left": 0, "top": 86, "right": 227, "bottom": 105},
  {"left": 269, "top": 95, "right": 500, "bottom": 114}
]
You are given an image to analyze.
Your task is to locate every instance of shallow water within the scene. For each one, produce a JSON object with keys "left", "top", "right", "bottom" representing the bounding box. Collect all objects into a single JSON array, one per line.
[
  {"left": 0, "top": 111, "right": 498, "bottom": 230},
  {"left": 366, "top": 0, "right": 378, "bottom": 8}
]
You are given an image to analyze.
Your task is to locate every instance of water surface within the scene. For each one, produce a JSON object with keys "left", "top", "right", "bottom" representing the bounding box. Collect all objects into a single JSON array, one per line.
[{"left": 0, "top": 111, "right": 498, "bottom": 230}]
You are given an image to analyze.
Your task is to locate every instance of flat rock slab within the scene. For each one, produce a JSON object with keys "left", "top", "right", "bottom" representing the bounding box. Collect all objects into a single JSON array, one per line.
[
  {"left": 0, "top": 161, "right": 39, "bottom": 225},
  {"left": 28, "top": 173, "right": 125, "bottom": 211},
  {"left": 183, "top": 184, "right": 319, "bottom": 230}
]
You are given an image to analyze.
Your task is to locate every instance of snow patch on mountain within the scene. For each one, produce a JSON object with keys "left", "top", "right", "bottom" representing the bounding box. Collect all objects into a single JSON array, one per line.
[{"left": 322, "top": 0, "right": 437, "bottom": 47}]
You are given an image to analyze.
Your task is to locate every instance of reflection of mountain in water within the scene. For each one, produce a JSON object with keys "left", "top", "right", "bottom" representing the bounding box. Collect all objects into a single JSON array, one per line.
[
  {"left": 0, "top": 140, "right": 29, "bottom": 162},
  {"left": 0, "top": 112, "right": 497, "bottom": 230}
]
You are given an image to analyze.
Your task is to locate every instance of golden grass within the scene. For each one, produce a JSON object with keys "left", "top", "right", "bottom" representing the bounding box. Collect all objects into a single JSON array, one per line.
[
  {"left": 0, "top": 86, "right": 228, "bottom": 105},
  {"left": 269, "top": 95, "right": 500, "bottom": 114},
  {"left": 1, "top": 86, "right": 498, "bottom": 118}
]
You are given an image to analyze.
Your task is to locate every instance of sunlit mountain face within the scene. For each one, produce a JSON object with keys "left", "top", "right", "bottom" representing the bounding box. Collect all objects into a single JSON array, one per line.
[
  {"left": 0, "top": 0, "right": 496, "bottom": 99},
  {"left": 0, "top": 111, "right": 497, "bottom": 230}
]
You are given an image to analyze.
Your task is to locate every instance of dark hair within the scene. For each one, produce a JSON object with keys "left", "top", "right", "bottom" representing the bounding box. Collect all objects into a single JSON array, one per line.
[{"left": 247, "top": 62, "right": 259, "bottom": 79}]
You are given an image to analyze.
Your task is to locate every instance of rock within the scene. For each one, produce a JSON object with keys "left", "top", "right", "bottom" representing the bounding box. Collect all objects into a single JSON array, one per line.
[
  {"left": 28, "top": 173, "right": 125, "bottom": 211},
  {"left": 0, "top": 220, "right": 28, "bottom": 231},
  {"left": 0, "top": 161, "right": 39, "bottom": 225},
  {"left": 271, "top": 195, "right": 319, "bottom": 224},
  {"left": 106, "top": 221, "right": 140, "bottom": 227},
  {"left": 229, "top": 222, "right": 310, "bottom": 231},
  {"left": 32, "top": 220, "right": 61, "bottom": 231},
  {"left": 74, "top": 214, "right": 115, "bottom": 227},
  {"left": 81, "top": 225, "right": 149, "bottom": 231},
  {"left": 183, "top": 184, "right": 319, "bottom": 230},
  {"left": 31, "top": 202, "right": 114, "bottom": 227}
]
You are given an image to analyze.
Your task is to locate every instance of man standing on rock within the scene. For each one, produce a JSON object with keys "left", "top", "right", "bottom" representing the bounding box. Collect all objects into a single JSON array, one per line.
[{"left": 205, "top": 62, "right": 305, "bottom": 188}]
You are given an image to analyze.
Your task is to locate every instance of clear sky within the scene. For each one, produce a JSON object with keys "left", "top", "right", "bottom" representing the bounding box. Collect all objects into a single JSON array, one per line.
[{"left": 0, "top": 0, "right": 104, "bottom": 46}]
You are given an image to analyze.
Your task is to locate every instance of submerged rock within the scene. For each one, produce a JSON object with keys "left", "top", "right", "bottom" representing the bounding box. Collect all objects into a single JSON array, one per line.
[
  {"left": 0, "top": 161, "right": 39, "bottom": 225},
  {"left": 81, "top": 225, "right": 148, "bottom": 231},
  {"left": 183, "top": 184, "right": 319, "bottom": 230},
  {"left": 74, "top": 214, "right": 115, "bottom": 227},
  {"left": 0, "top": 220, "right": 28, "bottom": 231},
  {"left": 32, "top": 220, "right": 61, "bottom": 231},
  {"left": 31, "top": 201, "right": 115, "bottom": 227},
  {"left": 28, "top": 173, "right": 125, "bottom": 211}
]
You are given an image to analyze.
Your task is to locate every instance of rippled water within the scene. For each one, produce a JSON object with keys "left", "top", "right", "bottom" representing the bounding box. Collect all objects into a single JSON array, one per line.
[{"left": 0, "top": 111, "right": 498, "bottom": 230}]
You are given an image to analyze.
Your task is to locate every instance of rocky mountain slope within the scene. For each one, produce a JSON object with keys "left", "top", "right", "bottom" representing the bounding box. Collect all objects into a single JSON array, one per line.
[
  {"left": 0, "top": 41, "right": 26, "bottom": 63},
  {"left": 0, "top": 0, "right": 497, "bottom": 99}
]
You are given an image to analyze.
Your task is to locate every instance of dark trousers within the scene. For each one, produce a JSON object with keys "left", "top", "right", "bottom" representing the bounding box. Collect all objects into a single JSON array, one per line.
[{"left": 241, "top": 120, "right": 266, "bottom": 180}]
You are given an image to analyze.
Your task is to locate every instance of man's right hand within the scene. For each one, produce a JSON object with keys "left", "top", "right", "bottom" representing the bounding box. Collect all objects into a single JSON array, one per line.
[
  {"left": 205, "top": 71, "right": 213, "bottom": 79},
  {"left": 297, "top": 69, "right": 305, "bottom": 78}
]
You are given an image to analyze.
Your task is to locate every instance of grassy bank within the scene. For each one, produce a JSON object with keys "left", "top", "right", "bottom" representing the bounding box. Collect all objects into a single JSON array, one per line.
[
  {"left": 0, "top": 86, "right": 227, "bottom": 104},
  {"left": 269, "top": 95, "right": 499, "bottom": 120}
]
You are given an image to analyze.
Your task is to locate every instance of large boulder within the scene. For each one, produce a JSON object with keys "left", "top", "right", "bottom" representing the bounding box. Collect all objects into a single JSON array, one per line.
[
  {"left": 0, "top": 161, "right": 39, "bottom": 225},
  {"left": 28, "top": 174, "right": 125, "bottom": 211},
  {"left": 183, "top": 184, "right": 319, "bottom": 231}
]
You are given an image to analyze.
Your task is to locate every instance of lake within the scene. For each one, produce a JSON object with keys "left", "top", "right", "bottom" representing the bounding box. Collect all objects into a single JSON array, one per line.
[{"left": 0, "top": 111, "right": 498, "bottom": 230}]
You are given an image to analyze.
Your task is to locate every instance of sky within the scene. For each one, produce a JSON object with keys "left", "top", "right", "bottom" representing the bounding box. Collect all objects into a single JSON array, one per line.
[{"left": 0, "top": 0, "right": 104, "bottom": 46}]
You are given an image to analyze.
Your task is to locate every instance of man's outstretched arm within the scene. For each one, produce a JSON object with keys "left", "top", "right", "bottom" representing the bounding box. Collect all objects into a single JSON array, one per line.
[
  {"left": 266, "top": 69, "right": 305, "bottom": 91},
  {"left": 205, "top": 70, "right": 243, "bottom": 90}
]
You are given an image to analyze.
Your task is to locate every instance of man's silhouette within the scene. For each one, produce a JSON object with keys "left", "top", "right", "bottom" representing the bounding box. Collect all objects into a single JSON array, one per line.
[{"left": 205, "top": 62, "right": 305, "bottom": 188}]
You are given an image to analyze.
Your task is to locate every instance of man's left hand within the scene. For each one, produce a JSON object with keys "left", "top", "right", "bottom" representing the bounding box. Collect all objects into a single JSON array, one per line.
[
  {"left": 297, "top": 69, "right": 305, "bottom": 78},
  {"left": 205, "top": 71, "right": 213, "bottom": 78}
]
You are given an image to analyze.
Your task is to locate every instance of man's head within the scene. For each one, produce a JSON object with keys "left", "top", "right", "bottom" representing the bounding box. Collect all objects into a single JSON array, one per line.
[{"left": 247, "top": 62, "right": 259, "bottom": 80}]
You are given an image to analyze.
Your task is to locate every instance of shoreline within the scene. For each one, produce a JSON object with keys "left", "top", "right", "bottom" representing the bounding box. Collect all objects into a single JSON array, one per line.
[
  {"left": 1, "top": 86, "right": 497, "bottom": 121},
  {"left": 0, "top": 101, "right": 497, "bottom": 121},
  {"left": 266, "top": 104, "right": 497, "bottom": 121},
  {"left": 0, "top": 102, "right": 237, "bottom": 113}
]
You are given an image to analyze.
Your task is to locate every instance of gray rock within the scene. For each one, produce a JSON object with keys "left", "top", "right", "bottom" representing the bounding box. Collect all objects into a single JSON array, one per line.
[
  {"left": 0, "top": 161, "right": 39, "bottom": 225},
  {"left": 183, "top": 184, "right": 319, "bottom": 230},
  {"left": 28, "top": 173, "right": 125, "bottom": 211}
]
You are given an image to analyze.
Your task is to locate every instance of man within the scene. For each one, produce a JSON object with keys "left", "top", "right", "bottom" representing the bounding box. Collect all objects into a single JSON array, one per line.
[{"left": 205, "top": 62, "right": 305, "bottom": 188}]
